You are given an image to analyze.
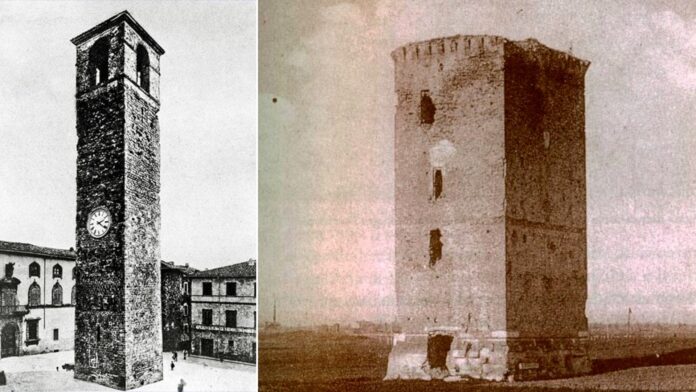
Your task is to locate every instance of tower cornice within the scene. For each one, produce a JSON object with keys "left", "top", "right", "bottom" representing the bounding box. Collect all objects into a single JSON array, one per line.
[{"left": 70, "top": 10, "right": 165, "bottom": 55}]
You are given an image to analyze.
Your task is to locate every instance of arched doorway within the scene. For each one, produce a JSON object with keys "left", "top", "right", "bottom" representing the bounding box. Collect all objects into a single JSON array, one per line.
[{"left": 1, "top": 323, "right": 19, "bottom": 357}]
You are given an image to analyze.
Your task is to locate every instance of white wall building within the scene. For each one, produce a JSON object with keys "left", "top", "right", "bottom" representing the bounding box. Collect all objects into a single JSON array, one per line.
[
  {"left": 189, "top": 259, "right": 256, "bottom": 364},
  {"left": 0, "top": 241, "right": 75, "bottom": 358}
]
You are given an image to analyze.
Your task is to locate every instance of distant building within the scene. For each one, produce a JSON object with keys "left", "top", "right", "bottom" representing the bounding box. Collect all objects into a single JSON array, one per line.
[
  {"left": 189, "top": 260, "right": 256, "bottom": 364},
  {"left": 0, "top": 241, "right": 76, "bottom": 358},
  {"left": 161, "top": 261, "right": 197, "bottom": 352},
  {"left": 262, "top": 297, "right": 281, "bottom": 332}
]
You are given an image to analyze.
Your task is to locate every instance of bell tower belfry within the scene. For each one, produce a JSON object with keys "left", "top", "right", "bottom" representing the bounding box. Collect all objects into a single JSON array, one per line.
[{"left": 71, "top": 11, "right": 165, "bottom": 390}]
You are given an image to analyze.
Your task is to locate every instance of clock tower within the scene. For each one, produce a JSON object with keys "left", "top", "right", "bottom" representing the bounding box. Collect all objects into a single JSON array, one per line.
[{"left": 71, "top": 11, "right": 165, "bottom": 390}]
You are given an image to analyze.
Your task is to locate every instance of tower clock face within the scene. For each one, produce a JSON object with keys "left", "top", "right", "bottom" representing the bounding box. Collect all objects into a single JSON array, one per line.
[{"left": 87, "top": 207, "right": 112, "bottom": 238}]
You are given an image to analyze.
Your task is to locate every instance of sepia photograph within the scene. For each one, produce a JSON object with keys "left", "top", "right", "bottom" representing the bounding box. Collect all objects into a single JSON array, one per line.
[
  {"left": 259, "top": 0, "right": 696, "bottom": 391},
  {"left": 0, "top": 1, "right": 257, "bottom": 391}
]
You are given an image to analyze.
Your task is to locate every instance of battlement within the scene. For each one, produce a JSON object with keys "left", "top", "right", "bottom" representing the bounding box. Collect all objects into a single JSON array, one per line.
[
  {"left": 391, "top": 35, "right": 505, "bottom": 62},
  {"left": 391, "top": 35, "right": 589, "bottom": 78}
]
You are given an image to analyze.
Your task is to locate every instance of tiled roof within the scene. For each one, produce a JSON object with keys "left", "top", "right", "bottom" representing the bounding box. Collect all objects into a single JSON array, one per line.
[
  {"left": 190, "top": 259, "right": 256, "bottom": 278},
  {"left": 161, "top": 260, "right": 198, "bottom": 275},
  {"left": 0, "top": 241, "right": 75, "bottom": 260}
]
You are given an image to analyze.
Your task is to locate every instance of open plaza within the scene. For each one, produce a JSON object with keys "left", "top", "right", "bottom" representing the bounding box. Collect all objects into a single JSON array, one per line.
[{"left": 0, "top": 350, "right": 256, "bottom": 392}]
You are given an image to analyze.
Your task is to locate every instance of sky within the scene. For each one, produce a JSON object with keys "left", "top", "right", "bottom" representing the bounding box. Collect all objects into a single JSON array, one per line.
[
  {"left": 0, "top": 1, "right": 257, "bottom": 270},
  {"left": 259, "top": 0, "right": 696, "bottom": 326}
]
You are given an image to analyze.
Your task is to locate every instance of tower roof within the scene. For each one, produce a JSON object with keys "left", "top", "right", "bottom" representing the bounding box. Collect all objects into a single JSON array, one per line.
[{"left": 70, "top": 10, "right": 165, "bottom": 55}]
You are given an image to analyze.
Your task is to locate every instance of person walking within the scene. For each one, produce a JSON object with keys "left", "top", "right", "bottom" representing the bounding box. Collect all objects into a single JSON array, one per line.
[
  {"left": 177, "top": 379, "right": 186, "bottom": 392},
  {"left": 170, "top": 361, "right": 175, "bottom": 371}
]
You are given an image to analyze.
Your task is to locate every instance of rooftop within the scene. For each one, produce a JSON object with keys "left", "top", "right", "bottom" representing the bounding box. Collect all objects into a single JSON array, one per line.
[
  {"left": 0, "top": 240, "right": 75, "bottom": 260},
  {"left": 190, "top": 259, "right": 256, "bottom": 279},
  {"left": 70, "top": 10, "right": 165, "bottom": 55},
  {"left": 161, "top": 260, "right": 198, "bottom": 275}
]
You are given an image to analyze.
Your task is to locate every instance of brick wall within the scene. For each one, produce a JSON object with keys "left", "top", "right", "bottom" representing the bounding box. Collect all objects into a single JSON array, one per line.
[
  {"left": 504, "top": 40, "right": 589, "bottom": 338},
  {"left": 393, "top": 36, "right": 507, "bottom": 335}
]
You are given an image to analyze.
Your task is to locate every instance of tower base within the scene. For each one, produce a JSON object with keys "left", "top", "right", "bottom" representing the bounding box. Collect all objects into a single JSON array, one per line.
[{"left": 385, "top": 331, "right": 591, "bottom": 382}]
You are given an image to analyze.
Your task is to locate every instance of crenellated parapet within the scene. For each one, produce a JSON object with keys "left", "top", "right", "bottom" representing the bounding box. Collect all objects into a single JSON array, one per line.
[
  {"left": 392, "top": 35, "right": 589, "bottom": 81},
  {"left": 505, "top": 38, "right": 590, "bottom": 81},
  {"left": 391, "top": 35, "right": 506, "bottom": 63}
]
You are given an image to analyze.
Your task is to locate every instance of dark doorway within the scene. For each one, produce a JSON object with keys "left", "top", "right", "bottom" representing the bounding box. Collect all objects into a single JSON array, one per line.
[
  {"left": 201, "top": 338, "right": 214, "bottom": 357},
  {"left": 427, "top": 333, "right": 453, "bottom": 372},
  {"left": 1, "top": 323, "right": 18, "bottom": 357}
]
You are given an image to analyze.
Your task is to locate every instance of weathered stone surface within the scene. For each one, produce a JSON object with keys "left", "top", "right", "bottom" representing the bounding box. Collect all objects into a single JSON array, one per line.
[
  {"left": 387, "top": 35, "right": 590, "bottom": 381},
  {"left": 161, "top": 264, "right": 189, "bottom": 352},
  {"left": 72, "top": 11, "right": 164, "bottom": 390}
]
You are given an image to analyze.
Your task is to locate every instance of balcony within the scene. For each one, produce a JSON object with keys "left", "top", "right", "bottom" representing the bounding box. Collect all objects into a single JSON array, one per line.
[
  {"left": 190, "top": 295, "right": 255, "bottom": 305},
  {"left": 0, "top": 305, "right": 28, "bottom": 316},
  {"left": 193, "top": 324, "right": 255, "bottom": 334}
]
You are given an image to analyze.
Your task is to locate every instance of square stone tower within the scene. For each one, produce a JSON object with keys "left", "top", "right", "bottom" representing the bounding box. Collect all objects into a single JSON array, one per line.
[
  {"left": 71, "top": 11, "right": 165, "bottom": 390},
  {"left": 385, "top": 36, "right": 591, "bottom": 381}
]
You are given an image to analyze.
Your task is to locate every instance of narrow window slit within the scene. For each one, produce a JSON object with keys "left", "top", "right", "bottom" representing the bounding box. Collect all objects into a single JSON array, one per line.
[
  {"left": 433, "top": 169, "right": 443, "bottom": 199},
  {"left": 429, "top": 229, "right": 442, "bottom": 267}
]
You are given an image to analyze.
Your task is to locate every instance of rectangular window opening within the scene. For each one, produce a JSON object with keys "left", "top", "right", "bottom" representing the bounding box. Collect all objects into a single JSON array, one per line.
[
  {"left": 202, "top": 282, "right": 212, "bottom": 296},
  {"left": 225, "top": 310, "right": 237, "bottom": 328},
  {"left": 429, "top": 229, "right": 442, "bottom": 267},
  {"left": 226, "top": 282, "right": 237, "bottom": 296},
  {"left": 53, "top": 329, "right": 59, "bottom": 341},
  {"left": 202, "top": 309, "right": 213, "bottom": 326}
]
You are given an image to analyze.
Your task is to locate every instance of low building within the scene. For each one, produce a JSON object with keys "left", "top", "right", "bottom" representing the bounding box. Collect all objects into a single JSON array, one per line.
[
  {"left": 189, "top": 260, "right": 256, "bottom": 364},
  {"left": 0, "top": 241, "right": 76, "bottom": 358},
  {"left": 161, "top": 261, "right": 197, "bottom": 352}
]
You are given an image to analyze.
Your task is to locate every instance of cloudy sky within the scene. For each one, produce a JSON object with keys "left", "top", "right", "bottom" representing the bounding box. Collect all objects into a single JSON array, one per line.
[
  {"left": 0, "top": 1, "right": 257, "bottom": 269},
  {"left": 260, "top": 0, "right": 696, "bottom": 325}
]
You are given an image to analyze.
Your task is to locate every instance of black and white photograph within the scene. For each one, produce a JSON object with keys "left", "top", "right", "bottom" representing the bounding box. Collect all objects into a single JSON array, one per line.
[{"left": 0, "top": 1, "right": 257, "bottom": 391}]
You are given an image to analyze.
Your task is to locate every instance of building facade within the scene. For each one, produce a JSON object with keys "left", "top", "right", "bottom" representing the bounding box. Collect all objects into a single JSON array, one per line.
[
  {"left": 189, "top": 260, "right": 256, "bottom": 364},
  {"left": 0, "top": 241, "right": 76, "bottom": 358},
  {"left": 71, "top": 11, "right": 165, "bottom": 389},
  {"left": 386, "top": 35, "right": 590, "bottom": 381},
  {"left": 161, "top": 261, "right": 196, "bottom": 352}
]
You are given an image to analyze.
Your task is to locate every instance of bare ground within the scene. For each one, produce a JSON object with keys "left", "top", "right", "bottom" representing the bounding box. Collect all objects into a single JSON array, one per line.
[{"left": 259, "top": 331, "right": 696, "bottom": 392}]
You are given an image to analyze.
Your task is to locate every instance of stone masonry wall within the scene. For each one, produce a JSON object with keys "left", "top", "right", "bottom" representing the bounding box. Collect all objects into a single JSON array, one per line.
[
  {"left": 392, "top": 35, "right": 507, "bottom": 336},
  {"left": 75, "top": 74, "right": 128, "bottom": 388},
  {"left": 161, "top": 270, "right": 185, "bottom": 352},
  {"left": 74, "top": 18, "right": 163, "bottom": 390},
  {"left": 123, "top": 64, "right": 163, "bottom": 390}
]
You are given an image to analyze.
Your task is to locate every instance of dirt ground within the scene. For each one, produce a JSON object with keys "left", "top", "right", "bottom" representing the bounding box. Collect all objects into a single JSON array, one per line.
[
  {"left": 259, "top": 331, "right": 696, "bottom": 392},
  {"left": 0, "top": 350, "right": 257, "bottom": 392}
]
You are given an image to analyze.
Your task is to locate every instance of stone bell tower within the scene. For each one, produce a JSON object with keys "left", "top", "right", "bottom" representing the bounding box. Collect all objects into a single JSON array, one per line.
[
  {"left": 71, "top": 11, "right": 164, "bottom": 390},
  {"left": 386, "top": 35, "right": 591, "bottom": 381}
]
